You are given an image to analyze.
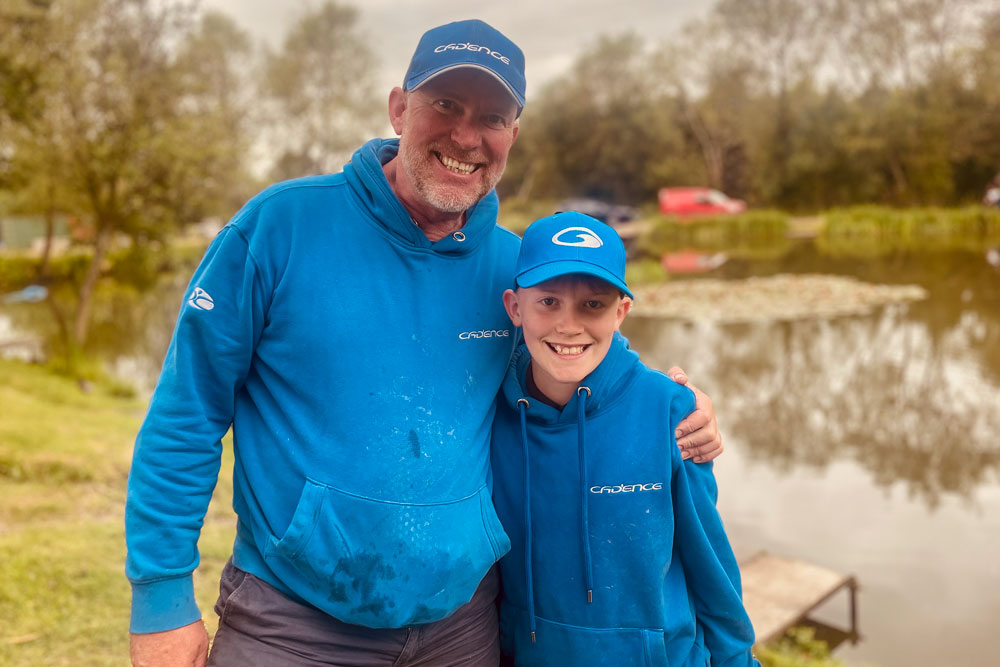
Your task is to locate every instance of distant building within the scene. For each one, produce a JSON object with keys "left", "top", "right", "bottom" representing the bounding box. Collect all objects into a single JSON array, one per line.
[{"left": 0, "top": 215, "right": 71, "bottom": 251}]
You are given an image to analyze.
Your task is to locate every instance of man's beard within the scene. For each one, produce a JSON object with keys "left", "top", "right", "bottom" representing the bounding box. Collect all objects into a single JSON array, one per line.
[{"left": 399, "top": 140, "right": 504, "bottom": 213}]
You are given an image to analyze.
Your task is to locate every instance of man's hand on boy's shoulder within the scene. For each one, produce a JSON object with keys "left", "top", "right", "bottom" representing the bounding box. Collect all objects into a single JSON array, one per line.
[{"left": 667, "top": 367, "right": 723, "bottom": 463}]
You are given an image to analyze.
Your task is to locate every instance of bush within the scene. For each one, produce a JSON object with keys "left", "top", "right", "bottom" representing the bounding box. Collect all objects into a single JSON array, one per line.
[
  {"left": 820, "top": 205, "right": 1000, "bottom": 257},
  {"left": 637, "top": 210, "right": 790, "bottom": 257},
  {"left": 499, "top": 198, "right": 560, "bottom": 235},
  {"left": 757, "top": 627, "right": 848, "bottom": 667},
  {"left": 625, "top": 257, "right": 668, "bottom": 286}
]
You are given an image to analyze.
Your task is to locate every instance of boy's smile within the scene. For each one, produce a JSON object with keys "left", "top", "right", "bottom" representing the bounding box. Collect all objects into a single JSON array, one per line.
[{"left": 503, "top": 276, "right": 631, "bottom": 407}]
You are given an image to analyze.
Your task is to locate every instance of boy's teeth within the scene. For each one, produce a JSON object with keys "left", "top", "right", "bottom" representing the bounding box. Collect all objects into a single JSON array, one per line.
[
  {"left": 553, "top": 344, "right": 584, "bottom": 355},
  {"left": 441, "top": 155, "right": 475, "bottom": 173}
]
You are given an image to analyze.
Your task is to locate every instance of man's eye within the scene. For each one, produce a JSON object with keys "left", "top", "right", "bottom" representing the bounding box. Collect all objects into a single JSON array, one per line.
[
  {"left": 435, "top": 99, "right": 456, "bottom": 111},
  {"left": 484, "top": 114, "right": 508, "bottom": 129}
]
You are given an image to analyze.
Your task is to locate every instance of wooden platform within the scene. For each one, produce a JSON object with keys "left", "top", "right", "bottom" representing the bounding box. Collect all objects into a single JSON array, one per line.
[{"left": 740, "top": 552, "right": 859, "bottom": 646}]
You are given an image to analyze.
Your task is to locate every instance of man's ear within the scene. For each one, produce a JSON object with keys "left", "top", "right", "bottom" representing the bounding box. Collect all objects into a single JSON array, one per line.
[
  {"left": 511, "top": 119, "right": 519, "bottom": 143},
  {"left": 502, "top": 288, "right": 522, "bottom": 327},
  {"left": 615, "top": 297, "right": 632, "bottom": 330},
  {"left": 388, "top": 87, "right": 407, "bottom": 135}
]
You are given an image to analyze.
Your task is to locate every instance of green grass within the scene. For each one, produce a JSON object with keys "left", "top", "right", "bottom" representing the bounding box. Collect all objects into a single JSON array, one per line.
[
  {"left": 0, "top": 358, "right": 852, "bottom": 665},
  {"left": 0, "top": 358, "right": 236, "bottom": 666}
]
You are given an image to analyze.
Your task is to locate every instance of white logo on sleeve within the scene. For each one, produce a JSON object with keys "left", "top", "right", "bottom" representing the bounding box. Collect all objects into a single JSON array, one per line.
[
  {"left": 552, "top": 227, "right": 603, "bottom": 248},
  {"left": 187, "top": 287, "right": 215, "bottom": 311}
]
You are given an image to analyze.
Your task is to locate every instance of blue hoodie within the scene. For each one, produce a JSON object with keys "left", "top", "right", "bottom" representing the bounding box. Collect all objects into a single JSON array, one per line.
[
  {"left": 126, "top": 138, "right": 518, "bottom": 633},
  {"left": 491, "top": 334, "right": 759, "bottom": 666}
]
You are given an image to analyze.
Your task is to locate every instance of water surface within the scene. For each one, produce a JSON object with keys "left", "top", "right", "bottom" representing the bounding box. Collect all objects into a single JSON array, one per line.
[{"left": 623, "top": 245, "right": 1000, "bottom": 667}]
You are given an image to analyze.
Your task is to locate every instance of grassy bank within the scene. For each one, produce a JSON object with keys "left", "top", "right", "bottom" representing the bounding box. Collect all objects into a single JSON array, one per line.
[
  {"left": 0, "top": 358, "right": 236, "bottom": 666},
  {"left": 1, "top": 357, "right": 846, "bottom": 665},
  {"left": 819, "top": 205, "right": 1000, "bottom": 257}
]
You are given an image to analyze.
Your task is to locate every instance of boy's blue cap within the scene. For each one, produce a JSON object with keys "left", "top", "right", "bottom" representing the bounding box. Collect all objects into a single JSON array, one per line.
[
  {"left": 515, "top": 212, "right": 633, "bottom": 298},
  {"left": 403, "top": 19, "right": 526, "bottom": 112}
]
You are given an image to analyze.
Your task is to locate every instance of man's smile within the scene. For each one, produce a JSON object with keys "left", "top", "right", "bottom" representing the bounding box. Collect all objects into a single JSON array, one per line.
[{"left": 436, "top": 152, "right": 479, "bottom": 174}]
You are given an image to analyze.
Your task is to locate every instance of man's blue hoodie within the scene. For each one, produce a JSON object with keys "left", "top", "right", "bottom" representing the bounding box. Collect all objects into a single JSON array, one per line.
[
  {"left": 491, "top": 334, "right": 759, "bottom": 666},
  {"left": 125, "top": 138, "right": 518, "bottom": 632}
]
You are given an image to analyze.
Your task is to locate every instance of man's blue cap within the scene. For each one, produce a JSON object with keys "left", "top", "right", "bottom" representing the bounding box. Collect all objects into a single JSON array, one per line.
[
  {"left": 403, "top": 19, "right": 526, "bottom": 112},
  {"left": 515, "top": 211, "right": 633, "bottom": 298}
]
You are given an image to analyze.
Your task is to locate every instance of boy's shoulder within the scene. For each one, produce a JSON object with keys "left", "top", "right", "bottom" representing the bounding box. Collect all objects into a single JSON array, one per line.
[
  {"left": 630, "top": 357, "right": 695, "bottom": 397},
  {"left": 623, "top": 358, "right": 697, "bottom": 423}
]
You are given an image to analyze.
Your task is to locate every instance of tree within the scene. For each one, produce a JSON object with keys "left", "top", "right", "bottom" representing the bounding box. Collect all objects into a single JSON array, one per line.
[
  {"left": 172, "top": 9, "right": 259, "bottom": 218},
  {"left": 3, "top": 0, "right": 254, "bottom": 353},
  {"left": 503, "top": 34, "right": 685, "bottom": 205},
  {"left": 0, "top": 0, "right": 52, "bottom": 138},
  {"left": 259, "top": 1, "right": 382, "bottom": 181}
]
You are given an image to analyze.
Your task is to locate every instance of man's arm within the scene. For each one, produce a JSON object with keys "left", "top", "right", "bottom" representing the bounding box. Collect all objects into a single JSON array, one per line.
[
  {"left": 667, "top": 366, "right": 723, "bottom": 463},
  {"left": 126, "top": 225, "right": 264, "bottom": 661},
  {"left": 130, "top": 621, "right": 209, "bottom": 667}
]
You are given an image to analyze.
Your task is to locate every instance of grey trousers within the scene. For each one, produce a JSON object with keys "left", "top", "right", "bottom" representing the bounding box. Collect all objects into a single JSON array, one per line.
[{"left": 207, "top": 559, "right": 500, "bottom": 667}]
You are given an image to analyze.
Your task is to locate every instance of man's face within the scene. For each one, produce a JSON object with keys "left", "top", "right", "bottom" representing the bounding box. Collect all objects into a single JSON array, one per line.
[
  {"left": 390, "top": 69, "right": 519, "bottom": 216},
  {"left": 502, "top": 276, "right": 630, "bottom": 406}
]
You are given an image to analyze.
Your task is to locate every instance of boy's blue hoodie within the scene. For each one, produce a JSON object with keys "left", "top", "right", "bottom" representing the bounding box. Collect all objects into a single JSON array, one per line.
[
  {"left": 491, "top": 334, "right": 759, "bottom": 666},
  {"left": 125, "top": 138, "right": 518, "bottom": 633}
]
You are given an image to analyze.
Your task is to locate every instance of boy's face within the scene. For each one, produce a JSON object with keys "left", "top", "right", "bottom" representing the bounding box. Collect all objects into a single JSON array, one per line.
[{"left": 503, "top": 275, "right": 631, "bottom": 405}]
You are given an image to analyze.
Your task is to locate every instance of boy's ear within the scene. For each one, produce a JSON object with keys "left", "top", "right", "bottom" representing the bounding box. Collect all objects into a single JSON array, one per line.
[
  {"left": 502, "top": 288, "right": 522, "bottom": 327},
  {"left": 615, "top": 297, "right": 632, "bottom": 330}
]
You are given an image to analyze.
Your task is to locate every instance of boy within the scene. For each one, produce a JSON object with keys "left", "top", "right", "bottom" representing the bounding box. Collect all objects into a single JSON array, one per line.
[{"left": 491, "top": 211, "right": 759, "bottom": 666}]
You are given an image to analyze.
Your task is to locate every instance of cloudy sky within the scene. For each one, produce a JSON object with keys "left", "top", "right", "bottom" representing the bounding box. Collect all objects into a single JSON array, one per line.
[{"left": 201, "top": 0, "right": 715, "bottom": 95}]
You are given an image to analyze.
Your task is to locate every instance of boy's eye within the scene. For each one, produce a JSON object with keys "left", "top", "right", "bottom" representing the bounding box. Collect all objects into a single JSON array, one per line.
[
  {"left": 585, "top": 300, "right": 605, "bottom": 309},
  {"left": 539, "top": 297, "right": 556, "bottom": 306}
]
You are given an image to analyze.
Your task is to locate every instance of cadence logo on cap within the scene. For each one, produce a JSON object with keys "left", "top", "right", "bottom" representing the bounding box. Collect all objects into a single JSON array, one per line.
[
  {"left": 434, "top": 42, "right": 511, "bottom": 65},
  {"left": 551, "top": 226, "right": 604, "bottom": 248}
]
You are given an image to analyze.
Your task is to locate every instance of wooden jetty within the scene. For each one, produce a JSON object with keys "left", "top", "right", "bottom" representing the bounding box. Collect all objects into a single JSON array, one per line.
[{"left": 740, "top": 552, "right": 859, "bottom": 647}]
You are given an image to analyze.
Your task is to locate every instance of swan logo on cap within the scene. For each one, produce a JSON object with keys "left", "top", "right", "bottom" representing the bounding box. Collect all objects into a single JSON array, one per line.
[{"left": 552, "top": 227, "right": 604, "bottom": 248}]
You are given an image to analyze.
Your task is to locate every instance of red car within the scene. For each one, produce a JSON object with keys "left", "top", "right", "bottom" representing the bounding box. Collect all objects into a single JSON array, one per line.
[{"left": 658, "top": 187, "right": 746, "bottom": 218}]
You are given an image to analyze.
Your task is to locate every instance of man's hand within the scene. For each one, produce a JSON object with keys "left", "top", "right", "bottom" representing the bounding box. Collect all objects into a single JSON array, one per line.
[
  {"left": 667, "top": 366, "right": 723, "bottom": 463},
  {"left": 130, "top": 620, "right": 209, "bottom": 667}
]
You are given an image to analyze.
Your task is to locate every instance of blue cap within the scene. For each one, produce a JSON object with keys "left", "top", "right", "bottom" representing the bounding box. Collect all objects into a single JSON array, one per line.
[
  {"left": 515, "top": 212, "right": 633, "bottom": 299},
  {"left": 403, "top": 19, "right": 526, "bottom": 111}
]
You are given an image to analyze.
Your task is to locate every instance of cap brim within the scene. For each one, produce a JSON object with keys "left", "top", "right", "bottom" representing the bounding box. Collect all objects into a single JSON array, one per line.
[
  {"left": 516, "top": 261, "right": 633, "bottom": 299},
  {"left": 407, "top": 64, "right": 525, "bottom": 109}
]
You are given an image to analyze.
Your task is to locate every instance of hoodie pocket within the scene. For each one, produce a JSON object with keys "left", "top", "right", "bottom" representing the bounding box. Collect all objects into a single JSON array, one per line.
[
  {"left": 264, "top": 478, "right": 510, "bottom": 629},
  {"left": 502, "top": 612, "right": 668, "bottom": 667}
]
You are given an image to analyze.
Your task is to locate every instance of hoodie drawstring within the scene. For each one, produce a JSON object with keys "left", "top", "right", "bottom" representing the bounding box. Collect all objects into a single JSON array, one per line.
[
  {"left": 576, "top": 386, "right": 594, "bottom": 604},
  {"left": 516, "top": 398, "right": 537, "bottom": 643}
]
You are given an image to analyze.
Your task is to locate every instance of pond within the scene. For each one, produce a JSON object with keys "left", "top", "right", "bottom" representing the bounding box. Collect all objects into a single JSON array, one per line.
[
  {"left": 2, "top": 240, "right": 998, "bottom": 666},
  {"left": 623, "top": 243, "right": 1000, "bottom": 667}
]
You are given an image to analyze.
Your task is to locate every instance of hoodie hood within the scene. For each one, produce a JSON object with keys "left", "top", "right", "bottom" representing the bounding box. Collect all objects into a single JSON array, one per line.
[
  {"left": 342, "top": 138, "right": 501, "bottom": 255},
  {"left": 500, "top": 332, "right": 640, "bottom": 424}
]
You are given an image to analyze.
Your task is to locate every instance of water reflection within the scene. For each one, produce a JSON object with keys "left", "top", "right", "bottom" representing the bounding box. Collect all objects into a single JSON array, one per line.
[
  {"left": 0, "top": 273, "right": 188, "bottom": 392},
  {"left": 3, "top": 247, "right": 998, "bottom": 510},
  {"left": 626, "top": 300, "right": 1000, "bottom": 509}
]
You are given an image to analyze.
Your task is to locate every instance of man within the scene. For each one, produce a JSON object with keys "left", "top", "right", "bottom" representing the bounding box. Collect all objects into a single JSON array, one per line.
[{"left": 126, "top": 19, "right": 723, "bottom": 667}]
